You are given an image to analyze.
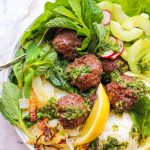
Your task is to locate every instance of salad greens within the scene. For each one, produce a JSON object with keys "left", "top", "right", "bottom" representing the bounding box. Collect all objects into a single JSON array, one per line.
[
  {"left": 24, "top": 43, "right": 57, "bottom": 98},
  {"left": 1, "top": 0, "right": 150, "bottom": 148},
  {"left": 131, "top": 96, "right": 150, "bottom": 139},
  {"left": 0, "top": 83, "right": 34, "bottom": 140},
  {"left": 12, "top": 48, "right": 24, "bottom": 88},
  {"left": 46, "top": 0, "right": 103, "bottom": 51}
]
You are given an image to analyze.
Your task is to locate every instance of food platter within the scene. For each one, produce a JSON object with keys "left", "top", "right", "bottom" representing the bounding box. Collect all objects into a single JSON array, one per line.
[{"left": 1, "top": 0, "right": 150, "bottom": 150}]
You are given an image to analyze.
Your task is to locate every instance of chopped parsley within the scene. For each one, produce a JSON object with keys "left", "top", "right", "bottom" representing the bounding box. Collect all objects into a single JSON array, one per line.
[
  {"left": 42, "top": 97, "right": 58, "bottom": 118},
  {"left": 64, "top": 107, "right": 85, "bottom": 120},
  {"left": 112, "top": 124, "right": 119, "bottom": 132},
  {"left": 100, "top": 136, "right": 128, "bottom": 150},
  {"left": 70, "top": 65, "right": 91, "bottom": 80},
  {"left": 137, "top": 53, "right": 150, "bottom": 74},
  {"left": 129, "top": 125, "right": 141, "bottom": 143},
  {"left": 110, "top": 70, "right": 150, "bottom": 97}
]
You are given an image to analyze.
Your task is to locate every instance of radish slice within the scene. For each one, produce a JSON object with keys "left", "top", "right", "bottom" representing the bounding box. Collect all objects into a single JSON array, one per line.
[
  {"left": 100, "top": 36, "right": 116, "bottom": 58},
  {"left": 100, "top": 50, "right": 115, "bottom": 58},
  {"left": 99, "top": 36, "right": 124, "bottom": 59},
  {"left": 102, "top": 10, "right": 111, "bottom": 26},
  {"left": 111, "top": 39, "right": 124, "bottom": 59}
]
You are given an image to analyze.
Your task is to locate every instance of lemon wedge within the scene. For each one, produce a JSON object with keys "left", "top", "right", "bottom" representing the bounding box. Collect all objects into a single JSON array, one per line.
[
  {"left": 138, "top": 137, "right": 150, "bottom": 150},
  {"left": 73, "top": 84, "right": 110, "bottom": 147}
]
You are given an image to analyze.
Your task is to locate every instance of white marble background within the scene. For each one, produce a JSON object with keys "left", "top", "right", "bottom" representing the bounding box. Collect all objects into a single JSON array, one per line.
[{"left": 0, "top": 0, "right": 51, "bottom": 149}]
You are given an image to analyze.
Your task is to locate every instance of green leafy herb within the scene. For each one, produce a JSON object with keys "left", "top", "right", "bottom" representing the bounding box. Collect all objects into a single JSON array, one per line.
[
  {"left": 12, "top": 48, "right": 24, "bottom": 88},
  {"left": 131, "top": 96, "right": 150, "bottom": 139},
  {"left": 23, "top": 43, "right": 57, "bottom": 98},
  {"left": 25, "top": 43, "right": 41, "bottom": 65},
  {"left": 64, "top": 107, "right": 85, "bottom": 120},
  {"left": 100, "top": 136, "right": 128, "bottom": 150},
  {"left": 70, "top": 65, "right": 91, "bottom": 80},
  {"left": 81, "top": 0, "right": 103, "bottom": 31},
  {"left": 89, "top": 139, "right": 98, "bottom": 150},
  {"left": 46, "top": 17, "right": 79, "bottom": 30},
  {"left": 53, "top": 6, "right": 77, "bottom": 20},
  {"left": 1, "top": 83, "right": 34, "bottom": 140}
]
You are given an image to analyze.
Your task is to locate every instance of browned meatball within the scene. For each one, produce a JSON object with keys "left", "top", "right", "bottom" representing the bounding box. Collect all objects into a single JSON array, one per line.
[
  {"left": 56, "top": 93, "right": 88, "bottom": 129},
  {"left": 66, "top": 54, "right": 103, "bottom": 91},
  {"left": 102, "top": 58, "right": 126, "bottom": 74},
  {"left": 52, "top": 29, "right": 83, "bottom": 60},
  {"left": 105, "top": 75, "right": 138, "bottom": 112}
]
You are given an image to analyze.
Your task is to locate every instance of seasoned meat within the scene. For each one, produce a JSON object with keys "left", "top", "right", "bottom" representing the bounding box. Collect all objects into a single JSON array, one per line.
[
  {"left": 105, "top": 75, "right": 138, "bottom": 112},
  {"left": 52, "top": 29, "right": 83, "bottom": 60},
  {"left": 88, "top": 92, "right": 97, "bottom": 107},
  {"left": 102, "top": 58, "right": 126, "bottom": 74},
  {"left": 56, "top": 93, "right": 88, "bottom": 129},
  {"left": 66, "top": 54, "right": 103, "bottom": 91}
]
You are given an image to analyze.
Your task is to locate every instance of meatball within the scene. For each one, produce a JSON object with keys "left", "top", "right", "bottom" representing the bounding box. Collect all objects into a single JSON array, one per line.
[
  {"left": 102, "top": 58, "right": 126, "bottom": 74},
  {"left": 105, "top": 75, "right": 138, "bottom": 112},
  {"left": 66, "top": 54, "right": 103, "bottom": 91},
  {"left": 52, "top": 29, "right": 83, "bottom": 60},
  {"left": 88, "top": 91, "right": 97, "bottom": 107},
  {"left": 56, "top": 93, "right": 88, "bottom": 129}
]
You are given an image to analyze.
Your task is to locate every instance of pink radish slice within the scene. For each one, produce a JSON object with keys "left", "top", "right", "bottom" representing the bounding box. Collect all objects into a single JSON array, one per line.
[
  {"left": 100, "top": 36, "right": 116, "bottom": 58},
  {"left": 111, "top": 39, "right": 124, "bottom": 59},
  {"left": 102, "top": 10, "right": 111, "bottom": 26},
  {"left": 101, "top": 50, "right": 115, "bottom": 58}
]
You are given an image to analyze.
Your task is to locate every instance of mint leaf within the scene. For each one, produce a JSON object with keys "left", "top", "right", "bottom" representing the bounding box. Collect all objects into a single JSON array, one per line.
[
  {"left": 68, "top": 0, "right": 82, "bottom": 21},
  {"left": 131, "top": 96, "right": 150, "bottom": 138},
  {"left": 12, "top": 48, "right": 24, "bottom": 88},
  {"left": 2, "top": 83, "right": 22, "bottom": 120},
  {"left": 1, "top": 83, "right": 34, "bottom": 140},
  {"left": 81, "top": 0, "right": 103, "bottom": 30},
  {"left": 26, "top": 43, "right": 41, "bottom": 65},
  {"left": 46, "top": 17, "right": 79, "bottom": 30},
  {"left": 53, "top": 6, "right": 77, "bottom": 20}
]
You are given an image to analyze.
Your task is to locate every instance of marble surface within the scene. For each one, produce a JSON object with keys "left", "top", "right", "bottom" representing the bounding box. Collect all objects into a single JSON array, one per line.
[{"left": 0, "top": 0, "right": 50, "bottom": 149}]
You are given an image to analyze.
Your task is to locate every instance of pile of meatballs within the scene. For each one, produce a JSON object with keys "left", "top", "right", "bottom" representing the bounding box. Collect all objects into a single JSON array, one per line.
[{"left": 52, "top": 29, "right": 138, "bottom": 129}]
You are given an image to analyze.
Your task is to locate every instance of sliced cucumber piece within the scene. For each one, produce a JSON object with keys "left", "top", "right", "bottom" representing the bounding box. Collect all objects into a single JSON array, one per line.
[
  {"left": 97, "top": 2, "right": 129, "bottom": 24},
  {"left": 141, "top": 13, "right": 149, "bottom": 20},
  {"left": 97, "top": 1, "right": 113, "bottom": 12},
  {"left": 112, "top": 4, "right": 129, "bottom": 24},
  {"left": 122, "top": 15, "right": 150, "bottom": 36},
  {"left": 127, "top": 39, "right": 150, "bottom": 76},
  {"left": 110, "top": 21, "right": 143, "bottom": 42}
]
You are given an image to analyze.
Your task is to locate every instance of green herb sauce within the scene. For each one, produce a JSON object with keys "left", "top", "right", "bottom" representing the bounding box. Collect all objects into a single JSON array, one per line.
[
  {"left": 100, "top": 136, "right": 128, "bottom": 150},
  {"left": 70, "top": 65, "right": 91, "bottom": 80}
]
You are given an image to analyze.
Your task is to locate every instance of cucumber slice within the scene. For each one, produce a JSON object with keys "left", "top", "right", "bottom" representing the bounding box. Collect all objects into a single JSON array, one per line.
[
  {"left": 97, "top": 1, "right": 113, "bottom": 12},
  {"left": 113, "top": 4, "right": 129, "bottom": 24},
  {"left": 141, "top": 13, "right": 149, "bottom": 20},
  {"left": 110, "top": 21, "right": 143, "bottom": 42},
  {"left": 127, "top": 39, "right": 150, "bottom": 76},
  {"left": 122, "top": 15, "right": 150, "bottom": 36},
  {"left": 97, "top": 2, "right": 129, "bottom": 24}
]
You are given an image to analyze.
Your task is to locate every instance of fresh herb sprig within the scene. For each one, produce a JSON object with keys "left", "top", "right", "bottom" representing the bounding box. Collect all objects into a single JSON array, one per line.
[{"left": 0, "top": 83, "right": 35, "bottom": 140}]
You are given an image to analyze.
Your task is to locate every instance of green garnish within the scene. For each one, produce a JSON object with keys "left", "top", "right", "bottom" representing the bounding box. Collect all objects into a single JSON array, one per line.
[
  {"left": 100, "top": 136, "right": 128, "bottom": 150},
  {"left": 64, "top": 107, "right": 85, "bottom": 120},
  {"left": 70, "top": 65, "right": 91, "bottom": 80},
  {"left": 131, "top": 96, "right": 150, "bottom": 139},
  {"left": 0, "top": 83, "right": 34, "bottom": 140},
  {"left": 112, "top": 124, "right": 119, "bottom": 132}
]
